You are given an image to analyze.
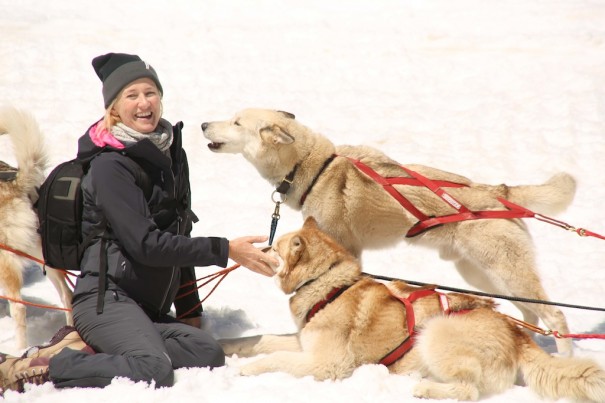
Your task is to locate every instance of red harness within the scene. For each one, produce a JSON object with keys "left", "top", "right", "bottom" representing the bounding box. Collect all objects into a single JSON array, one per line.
[
  {"left": 345, "top": 157, "right": 605, "bottom": 239},
  {"left": 305, "top": 285, "right": 453, "bottom": 366}
]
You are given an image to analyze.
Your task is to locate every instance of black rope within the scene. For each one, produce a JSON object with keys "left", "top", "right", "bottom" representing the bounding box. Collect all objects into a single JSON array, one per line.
[{"left": 363, "top": 272, "right": 605, "bottom": 312}]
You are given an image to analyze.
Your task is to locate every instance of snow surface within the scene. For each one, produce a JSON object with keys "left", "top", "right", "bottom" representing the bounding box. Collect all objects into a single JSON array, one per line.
[{"left": 1, "top": 0, "right": 604, "bottom": 401}]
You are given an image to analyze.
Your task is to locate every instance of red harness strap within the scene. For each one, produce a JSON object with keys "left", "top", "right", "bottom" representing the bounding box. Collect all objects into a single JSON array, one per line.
[
  {"left": 305, "top": 286, "right": 350, "bottom": 323},
  {"left": 346, "top": 157, "right": 466, "bottom": 222},
  {"left": 345, "top": 157, "right": 554, "bottom": 237},
  {"left": 378, "top": 288, "right": 449, "bottom": 366},
  {"left": 401, "top": 167, "right": 539, "bottom": 236},
  {"left": 304, "top": 285, "right": 461, "bottom": 367}
]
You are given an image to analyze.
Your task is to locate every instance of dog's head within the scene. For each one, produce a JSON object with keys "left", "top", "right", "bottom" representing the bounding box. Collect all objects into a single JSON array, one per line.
[
  {"left": 202, "top": 108, "right": 296, "bottom": 154},
  {"left": 201, "top": 108, "right": 302, "bottom": 180},
  {"left": 268, "top": 216, "right": 360, "bottom": 295}
]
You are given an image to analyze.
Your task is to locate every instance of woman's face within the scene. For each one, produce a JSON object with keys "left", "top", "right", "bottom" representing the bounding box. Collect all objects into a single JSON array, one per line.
[{"left": 112, "top": 78, "right": 161, "bottom": 133}]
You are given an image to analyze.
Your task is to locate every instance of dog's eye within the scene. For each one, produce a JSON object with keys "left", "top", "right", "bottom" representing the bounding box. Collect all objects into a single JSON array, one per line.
[{"left": 234, "top": 120, "right": 241, "bottom": 126}]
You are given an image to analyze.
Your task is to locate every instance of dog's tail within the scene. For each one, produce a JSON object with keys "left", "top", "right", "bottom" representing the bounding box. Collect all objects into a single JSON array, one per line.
[
  {"left": 0, "top": 106, "right": 48, "bottom": 199},
  {"left": 505, "top": 172, "right": 576, "bottom": 216},
  {"left": 520, "top": 338, "right": 605, "bottom": 402}
]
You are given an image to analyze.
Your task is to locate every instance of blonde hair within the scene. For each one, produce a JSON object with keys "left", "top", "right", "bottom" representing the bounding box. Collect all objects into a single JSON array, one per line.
[
  {"left": 102, "top": 98, "right": 121, "bottom": 131},
  {"left": 100, "top": 85, "right": 163, "bottom": 131}
]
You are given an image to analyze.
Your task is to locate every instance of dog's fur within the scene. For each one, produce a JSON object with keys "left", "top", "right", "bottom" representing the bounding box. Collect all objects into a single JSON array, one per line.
[
  {"left": 220, "top": 217, "right": 605, "bottom": 401},
  {"left": 0, "top": 106, "right": 73, "bottom": 350},
  {"left": 202, "top": 108, "right": 576, "bottom": 355}
]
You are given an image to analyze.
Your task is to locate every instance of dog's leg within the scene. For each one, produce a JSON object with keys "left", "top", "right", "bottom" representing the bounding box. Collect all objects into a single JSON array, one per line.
[
  {"left": 452, "top": 221, "right": 572, "bottom": 355},
  {"left": 240, "top": 350, "right": 353, "bottom": 380},
  {"left": 454, "top": 257, "right": 539, "bottom": 324},
  {"left": 455, "top": 259, "right": 572, "bottom": 355},
  {"left": 8, "top": 299, "right": 27, "bottom": 351},
  {"left": 219, "top": 333, "right": 300, "bottom": 357},
  {"left": 0, "top": 257, "right": 27, "bottom": 350},
  {"left": 412, "top": 311, "right": 522, "bottom": 401},
  {"left": 45, "top": 267, "right": 73, "bottom": 325},
  {"left": 387, "top": 348, "right": 428, "bottom": 375},
  {"left": 32, "top": 242, "right": 73, "bottom": 325}
]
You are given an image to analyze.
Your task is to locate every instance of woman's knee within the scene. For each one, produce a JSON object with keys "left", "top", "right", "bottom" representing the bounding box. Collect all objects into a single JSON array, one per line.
[
  {"left": 206, "top": 341, "right": 225, "bottom": 368},
  {"left": 188, "top": 338, "right": 225, "bottom": 368}
]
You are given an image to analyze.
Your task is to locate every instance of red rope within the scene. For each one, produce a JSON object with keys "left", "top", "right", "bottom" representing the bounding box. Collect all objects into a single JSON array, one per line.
[
  {"left": 0, "top": 242, "right": 46, "bottom": 266},
  {"left": 0, "top": 294, "right": 72, "bottom": 312},
  {"left": 175, "top": 264, "right": 241, "bottom": 319},
  {"left": 552, "top": 331, "right": 605, "bottom": 340},
  {"left": 0, "top": 242, "right": 78, "bottom": 282},
  {"left": 507, "top": 315, "right": 605, "bottom": 340}
]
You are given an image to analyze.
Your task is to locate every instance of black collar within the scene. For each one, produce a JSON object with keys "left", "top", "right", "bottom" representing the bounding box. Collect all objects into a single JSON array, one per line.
[
  {"left": 275, "top": 164, "right": 298, "bottom": 195},
  {"left": 300, "top": 154, "right": 336, "bottom": 206},
  {"left": 275, "top": 154, "right": 337, "bottom": 205}
]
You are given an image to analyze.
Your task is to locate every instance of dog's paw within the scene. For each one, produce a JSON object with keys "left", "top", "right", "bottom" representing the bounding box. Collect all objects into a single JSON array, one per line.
[
  {"left": 413, "top": 379, "right": 479, "bottom": 401},
  {"left": 412, "top": 379, "right": 435, "bottom": 399},
  {"left": 239, "top": 361, "right": 267, "bottom": 377}
]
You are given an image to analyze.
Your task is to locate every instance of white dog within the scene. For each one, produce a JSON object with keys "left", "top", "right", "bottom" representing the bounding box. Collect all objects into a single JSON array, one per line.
[
  {"left": 0, "top": 106, "right": 73, "bottom": 350},
  {"left": 202, "top": 108, "right": 577, "bottom": 355}
]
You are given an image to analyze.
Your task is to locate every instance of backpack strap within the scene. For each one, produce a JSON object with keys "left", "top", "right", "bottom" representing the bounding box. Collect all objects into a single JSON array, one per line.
[
  {"left": 92, "top": 217, "right": 108, "bottom": 314},
  {"left": 97, "top": 236, "right": 108, "bottom": 314}
]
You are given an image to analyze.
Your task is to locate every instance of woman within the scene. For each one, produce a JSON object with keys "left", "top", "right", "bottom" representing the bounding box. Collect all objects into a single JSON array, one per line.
[{"left": 0, "top": 52, "right": 277, "bottom": 393}]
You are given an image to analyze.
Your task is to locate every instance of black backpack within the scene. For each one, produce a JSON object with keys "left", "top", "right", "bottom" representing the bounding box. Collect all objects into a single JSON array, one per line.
[
  {"left": 36, "top": 150, "right": 152, "bottom": 272},
  {"left": 36, "top": 151, "right": 104, "bottom": 271}
]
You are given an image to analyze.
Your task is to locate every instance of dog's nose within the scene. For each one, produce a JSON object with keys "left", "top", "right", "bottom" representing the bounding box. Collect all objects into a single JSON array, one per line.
[{"left": 201, "top": 122, "right": 208, "bottom": 131}]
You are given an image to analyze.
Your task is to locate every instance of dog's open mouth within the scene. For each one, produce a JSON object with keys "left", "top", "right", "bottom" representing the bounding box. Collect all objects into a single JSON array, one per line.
[{"left": 207, "top": 142, "right": 224, "bottom": 150}]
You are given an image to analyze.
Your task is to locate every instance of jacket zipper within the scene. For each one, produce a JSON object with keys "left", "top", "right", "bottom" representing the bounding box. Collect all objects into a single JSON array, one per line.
[{"left": 158, "top": 162, "right": 180, "bottom": 312}]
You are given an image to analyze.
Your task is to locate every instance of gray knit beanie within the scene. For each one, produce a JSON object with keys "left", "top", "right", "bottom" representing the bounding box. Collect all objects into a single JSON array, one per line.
[{"left": 92, "top": 53, "right": 163, "bottom": 108}]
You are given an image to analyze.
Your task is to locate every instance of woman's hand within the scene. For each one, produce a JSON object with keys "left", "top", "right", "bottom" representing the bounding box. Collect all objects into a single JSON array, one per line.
[{"left": 228, "top": 235, "right": 278, "bottom": 276}]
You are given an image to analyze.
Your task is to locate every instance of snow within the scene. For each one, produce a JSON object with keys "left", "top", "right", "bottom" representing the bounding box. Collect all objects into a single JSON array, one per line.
[{"left": 1, "top": 0, "right": 604, "bottom": 401}]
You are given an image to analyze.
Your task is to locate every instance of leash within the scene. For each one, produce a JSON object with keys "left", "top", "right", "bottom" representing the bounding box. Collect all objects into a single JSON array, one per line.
[
  {"left": 365, "top": 272, "right": 605, "bottom": 312},
  {"left": 0, "top": 238, "right": 242, "bottom": 318},
  {"left": 505, "top": 315, "right": 605, "bottom": 340},
  {"left": 366, "top": 272, "right": 605, "bottom": 340},
  {"left": 268, "top": 154, "right": 337, "bottom": 245},
  {"left": 268, "top": 192, "right": 284, "bottom": 246},
  {"left": 175, "top": 264, "right": 240, "bottom": 319},
  {"left": 0, "top": 240, "right": 77, "bottom": 285},
  {"left": 0, "top": 242, "right": 78, "bottom": 287},
  {"left": 0, "top": 242, "right": 46, "bottom": 266},
  {"left": 0, "top": 294, "right": 72, "bottom": 312}
]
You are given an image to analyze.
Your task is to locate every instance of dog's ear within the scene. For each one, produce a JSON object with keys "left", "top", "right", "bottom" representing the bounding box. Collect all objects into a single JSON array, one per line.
[
  {"left": 285, "top": 234, "right": 306, "bottom": 269},
  {"left": 277, "top": 110, "right": 295, "bottom": 120},
  {"left": 260, "top": 124, "right": 294, "bottom": 145},
  {"left": 289, "top": 235, "right": 305, "bottom": 254}
]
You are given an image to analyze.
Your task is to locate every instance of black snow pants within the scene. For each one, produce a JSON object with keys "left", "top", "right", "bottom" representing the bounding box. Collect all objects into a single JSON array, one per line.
[{"left": 48, "top": 287, "right": 225, "bottom": 388}]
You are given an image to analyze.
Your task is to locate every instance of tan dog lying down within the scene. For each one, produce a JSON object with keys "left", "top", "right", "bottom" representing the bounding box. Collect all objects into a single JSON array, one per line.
[
  {"left": 220, "top": 217, "right": 605, "bottom": 402},
  {"left": 202, "top": 108, "right": 576, "bottom": 355}
]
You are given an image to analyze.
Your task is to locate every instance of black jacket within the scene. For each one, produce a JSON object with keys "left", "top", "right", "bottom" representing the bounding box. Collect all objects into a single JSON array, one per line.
[{"left": 73, "top": 121, "right": 229, "bottom": 318}]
